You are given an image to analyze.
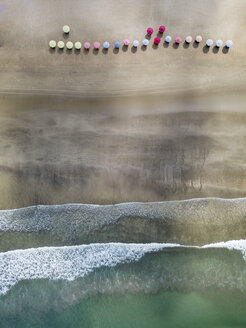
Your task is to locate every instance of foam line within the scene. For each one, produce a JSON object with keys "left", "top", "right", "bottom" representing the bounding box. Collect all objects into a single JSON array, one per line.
[{"left": 1, "top": 240, "right": 246, "bottom": 297}]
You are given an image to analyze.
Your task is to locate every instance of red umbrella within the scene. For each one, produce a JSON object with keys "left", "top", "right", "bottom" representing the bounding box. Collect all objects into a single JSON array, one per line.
[
  {"left": 147, "top": 27, "right": 153, "bottom": 35},
  {"left": 154, "top": 37, "right": 161, "bottom": 44},
  {"left": 159, "top": 26, "right": 166, "bottom": 33}
]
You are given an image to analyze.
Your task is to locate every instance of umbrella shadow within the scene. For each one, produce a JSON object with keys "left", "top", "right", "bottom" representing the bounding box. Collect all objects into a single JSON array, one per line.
[
  {"left": 63, "top": 33, "right": 69, "bottom": 39},
  {"left": 57, "top": 48, "right": 64, "bottom": 55},
  {"left": 83, "top": 49, "right": 90, "bottom": 55},
  {"left": 173, "top": 43, "right": 180, "bottom": 49},
  {"left": 152, "top": 43, "right": 159, "bottom": 50},
  {"left": 131, "top": 46, "right": 137, "bottom": 53},
  {"left": 113, "top": 48, "right": 119, "bottom": 55},
  {"left": 203, "top": 45, "right": 210, "bottom": 54},
  {"left": 74, "top": 49, "right": 81, "bottom": 55},
  {"left": 93, "top": 49, "right": 99, "bottom": 55},
  {"left": 102, "top": 48, "right": 109, "bottom": 55},
  {"left": 183, "top": 42, "right": 190, "bottom": 49},
  {"left": 163, "top": 42, "right": 169, "bottom": 48},
  {"left": 157, "top": 31, "right": 164, "bottom": 38},
  {"left": 141, "top": 45, "right": 147, "bottom": 51},
  {"left": 213, "top": 46, "right": 219, "bottom": 54},
  {"left": 145, "top": 34, "right": 152, "bottom": 40},
  {"left": 49, "top": 48, "right": 56, "bottom": 54},
  {"left": 122, "top": 45, "right": 129, "bottom": 52},
  {"left": 222, "top": 46, "right": 229, "bottom": 54},
  {"left": 66, "top": 49, "right": 73, "bottom": 55},
  {"left": 193, "top": 41, "right": 199, "bottom": 49}
]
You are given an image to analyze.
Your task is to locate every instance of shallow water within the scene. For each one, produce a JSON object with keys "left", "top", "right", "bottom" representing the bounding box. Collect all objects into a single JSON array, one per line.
[
  {"left": 2, "top": 290, "right": 246, "bottom": 328},
  {"left": 1, "top": 244, "right": 246, "bottom": 327}
]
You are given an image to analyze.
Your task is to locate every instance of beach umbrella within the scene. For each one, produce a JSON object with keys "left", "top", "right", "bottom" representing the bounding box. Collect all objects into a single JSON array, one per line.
[
  {"left": 147, "top": 27, "right": 153, "bottom": 35},
  {"left": 84, "top": 42, "right": 90, "bottom": 50},
  {"left": 133, "top": 40, "right": 139, "bottom": 47},
  {"left": 94, "top": 41, "right": 100, "bottom": 49},
  {"left": 206, "top": 39, "right": 213, "bottom": 47},
  {"left": 66, "top": 41, "right": 73, "bottom": 49},
  {"left": 75, "top": 42, "right": 82, "bottom": 50},
  {"left": 195, "top": 35, "right": 202, "bottom": 43},
  {"left": 226, "top": 40, "right": 233, "bottom": 48},
  {"left": 49, "top": 40, "right": 56, "bottom": 48},
  {"left": 159, "top": 26, "right": 166, "bottom": 33},
  {"left": 57, "top": 41, "right": 65, "bottom": 49},
  {"left": 103, "top": 41, "right": 110, "bottom": 49},
  {"left": 216, "top": 40, "right": 223, "bottom": 47},
  {"left": 175, "top": 36, "right": 182, "bottom": 44},
  {"left": 185, "top": 36, "right": 192, "bottom": 43},
  {"left": 63, "top": 25, "right": 70, "bottom": 34},
  {"left": 165, "top": 35, "right": 172, "bottom": 43},
  {"left": 154, "top": 37, "right": 161, "bottom": 45},
  {"left": 142, "top": 39, "right": 149, "bottom": 46},
  {"left": 123, "top": 39, "right": 130, "bottom": 46},
  {"left": 114, "top": 41, "right": 121, "bottom": 48}
]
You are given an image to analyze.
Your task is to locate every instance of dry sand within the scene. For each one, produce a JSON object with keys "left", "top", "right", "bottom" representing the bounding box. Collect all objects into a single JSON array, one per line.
[{"left": 0, "top": 0, "right": 245, "bottom": 208}]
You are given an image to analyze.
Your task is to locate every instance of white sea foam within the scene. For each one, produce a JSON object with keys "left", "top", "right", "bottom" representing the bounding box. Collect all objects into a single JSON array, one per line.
[
  {"left": 0, "top": 240, "right": 246, "bottom": 297},
  {"left": 0, "top": 243, "right": 177, "bottom": 296}
]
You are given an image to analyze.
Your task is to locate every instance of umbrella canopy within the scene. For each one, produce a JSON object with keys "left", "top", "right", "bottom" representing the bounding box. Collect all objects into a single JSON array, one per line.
[
  {"left": 63, "top": 25, "right": 70, "bottom": 34},
  {"left": 114, "top": 41, "right": 121, "bottom": 48},
  {"left": 195, "top": 35, "right": 202, "bottom": 43},
  {"left": 154, "top": 37, "right": 161, "bottom": 45},
  {"left": 185, "top": 36, "right": 192, "bottom": 43},
  {"left": 49, "top": 40, "right": 56, "bottom": 48},
  {"left": 123, "top": 39, "right": 130, "bottom": 46},
  {"left": 66, "top": 41, "right": 73, "bottom": 49},
  {"left": 84, "top": 42, "right": 90, "bottom": 50},
  {"left": 103, "top": 41, "right": 110, "bottom": 49},
  {"left": 94, "top": 41, "right": 100, "bottom": 49},
  {"left": 57, "top": 41, "right": 65, "bottom": 49},
  {"left": 165, "top": 35, "right": 172, "bottom": 43},
  {"left": 133, "top": 40, "right": 139, "bottom": 47},
  {"left": 226, "top": 40, "right": 233, "bottom": 48},
  {"left": 75, "top": 42, "right": 82, "bottom": 50},
  {"left": 206, "top": 39, "right": 213, "bottom": 47},
  {"left": 175, "top": 37, "right": 182, "bottom": 44},
  {"left": 142, "top": 39, "right": 149, "bottom": 46},
  {"left": 147, "top": 27, "right": 153, "bottom": 35},
  {"left": 216, "top": 40, "right": 223, "bottom": 47},
  {"left": 159, "top": 26, "right": 166, "bottom": 33}
]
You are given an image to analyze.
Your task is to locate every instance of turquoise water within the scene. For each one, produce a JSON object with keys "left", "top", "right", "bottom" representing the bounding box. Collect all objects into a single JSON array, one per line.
[
  {"left": 2, "top": 290, "right": 246, "bottom": 328},
  {"left": 1, "top": 246, "right": 246, "bottom": 327}
]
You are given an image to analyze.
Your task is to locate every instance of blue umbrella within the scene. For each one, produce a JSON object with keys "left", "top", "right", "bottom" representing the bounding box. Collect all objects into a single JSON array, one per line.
[{"left": 114, "top": 41, "right": 121, "bottom": 48}]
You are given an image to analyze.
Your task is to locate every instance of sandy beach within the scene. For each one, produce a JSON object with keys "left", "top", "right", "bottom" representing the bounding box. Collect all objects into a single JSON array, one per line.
[{"left": 0, "top": 0, "right": 245, "bottom": 208}]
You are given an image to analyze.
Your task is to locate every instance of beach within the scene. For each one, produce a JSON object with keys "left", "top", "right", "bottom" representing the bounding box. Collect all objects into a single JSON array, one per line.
[{"left": 0, "top": 0, "right": 245, "bottom": 208}]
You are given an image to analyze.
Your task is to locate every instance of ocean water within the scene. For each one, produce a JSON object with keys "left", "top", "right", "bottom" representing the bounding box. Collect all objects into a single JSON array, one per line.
[{"left": 1, "top": 242, "right": 246, "bottom": 327}]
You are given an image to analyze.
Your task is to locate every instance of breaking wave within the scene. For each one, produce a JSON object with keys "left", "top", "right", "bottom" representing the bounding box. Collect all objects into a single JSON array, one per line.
[{"left": 1, "top": 240, "right": 246, "bottom": 297}]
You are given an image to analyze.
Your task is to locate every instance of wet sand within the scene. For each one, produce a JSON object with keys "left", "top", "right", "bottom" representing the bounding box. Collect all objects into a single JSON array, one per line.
[
  {"left": 0, "top": 92, "right": 246, "bottom": 208},
  {"left": 0, "top": 0, "right": 245, "bottom": 208}
]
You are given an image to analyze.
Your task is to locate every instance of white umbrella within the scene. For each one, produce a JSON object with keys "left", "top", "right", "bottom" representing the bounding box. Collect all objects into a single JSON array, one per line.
[
  {"left": 75, "top": 42, "right": 82, "bottom": 50},
  {"left": 66, "top": 41, "right": 73, "bottom": 50},
  {"left": 49, "top": 40, "right": 56, "bottom": 48},
  {"left": 63, "top": 25, "right": 70, "bottom": 34},
  {"left": 57, "top": 41, "right": 64, "bottom": 49}
]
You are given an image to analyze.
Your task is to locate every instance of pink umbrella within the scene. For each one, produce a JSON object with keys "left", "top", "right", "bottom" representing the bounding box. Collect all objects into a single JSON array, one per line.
[
  {"left": 123, "top": 39, "right": 130, "bottom": 46},
  {"left": 147, "top": 27, "right": 153, "bottom": 35},
  {"left": 94, "top": 41, "right": 100, "bottom": 49},
  {"left": 159, "top": 26, "right": 166, "bottom": 33},
  {"left": 175, "top": 37, "right": 182, "bottom": 44},
  {"left": 84, "top": 42, "right": 90, "bottom": 50}
]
